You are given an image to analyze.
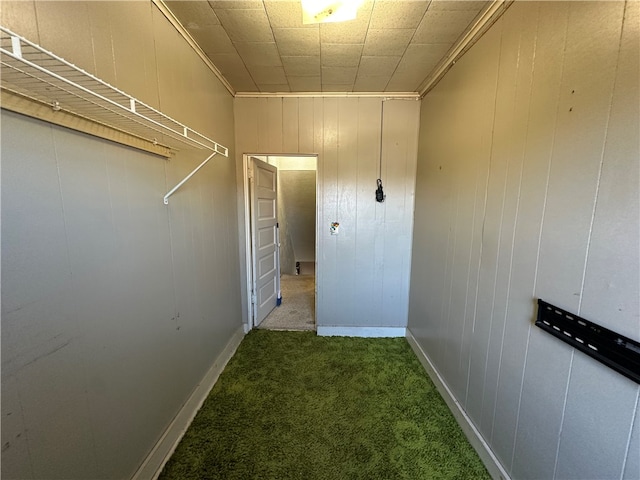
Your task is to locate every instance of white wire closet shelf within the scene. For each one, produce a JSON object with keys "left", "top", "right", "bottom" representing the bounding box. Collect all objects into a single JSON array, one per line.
[{"left": 0, "top": 26, "right": 228, "bottom": 157}]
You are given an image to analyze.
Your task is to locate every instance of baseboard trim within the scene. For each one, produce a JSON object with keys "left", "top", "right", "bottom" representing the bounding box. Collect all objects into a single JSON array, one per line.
[
  {"left": 406, "top": 329, "right": 511, "bottom": 480},
  {"left": 317, "top": 326, "right": 407, "bottom": 337},
  {"left": 131, "top": 325, "right": 246, "bottom": 480}
]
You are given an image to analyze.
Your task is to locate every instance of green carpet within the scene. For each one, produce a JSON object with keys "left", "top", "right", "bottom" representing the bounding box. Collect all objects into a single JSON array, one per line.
[{"left": 159, "top": 330, "right": 490, "bottom": 480}]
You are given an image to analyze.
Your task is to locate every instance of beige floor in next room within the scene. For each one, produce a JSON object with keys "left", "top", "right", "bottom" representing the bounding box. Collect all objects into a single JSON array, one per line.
[{"left": 259, "top": 262, "right": 316, "bottom": 331}]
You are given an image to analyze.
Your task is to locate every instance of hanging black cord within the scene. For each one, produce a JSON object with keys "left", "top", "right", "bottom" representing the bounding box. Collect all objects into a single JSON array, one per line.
[{"left": 376, "top": 100, "right": 385, "bottom": 203}]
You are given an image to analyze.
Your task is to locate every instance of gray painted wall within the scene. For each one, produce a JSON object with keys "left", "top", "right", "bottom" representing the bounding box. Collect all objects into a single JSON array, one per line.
[
  {"left": 280, "top": 170, "right": 316, "bottom": 263},
  {"left": 408, "top": 1, "right": 639, "bottom": 479},
  {"left": 1, "top": 2, "right": 240, "bottom": 479},
  {"left": 235, "top": 97, "right": 420, "bottom": 329}
]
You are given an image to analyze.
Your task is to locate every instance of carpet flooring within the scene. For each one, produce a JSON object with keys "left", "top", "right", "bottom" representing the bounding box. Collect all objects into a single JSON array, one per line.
[
  {"left": 258, "top": 274, "right": 315, "bottom": 331},
  {"left": 159, "top": 330, "right": 490, "bottom": 480}
]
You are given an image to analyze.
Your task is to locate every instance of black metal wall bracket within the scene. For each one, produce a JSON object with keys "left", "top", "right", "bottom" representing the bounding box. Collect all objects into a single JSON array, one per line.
[{"left": 536, "top": 299, "right": 640, "bottom": 384}]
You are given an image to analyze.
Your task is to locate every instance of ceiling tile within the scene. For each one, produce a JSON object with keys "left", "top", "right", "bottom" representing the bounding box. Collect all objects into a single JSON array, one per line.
[
  {"left": 429, "top": 0, "right": 490, "bottom": 12},
  {"left": 208, "top": 1, "right": 264, "bottom": 9},
  {"left": 397, "top": 43, "right": 452, "bottom": 71},
  {"left": 357, "top": 56, "right": 400, "bottom": 77},
  {"left": 273, "top": 28, "right": 320, "bottom": 56},
  {"left": 354, "top": 75, "right": 390, "bottom": 92},
  {"left": 214, "top": 8, "right": 274, "bottom": 42},
  {"left": 321, "top": 66, "right": 357, "bottom": 84},
  {"left": 414, "top": 10, "right": 481, "bottom": 44},
  {"left": 264, "top": 1, "right": 314, "bottom": 28},
  {"left": 209, "top": 53, "right": 247, "bottom": 74},
  {"left": 165, "top": 1, "right": 220, "bottom": 28},
  {"left": 362, "top": 29, "right": 414, "bottom": 56},
  {"left": 288, "top": 76, "right": 321, "bottom": 91},
  {"left": 165, "top": 0, "right": 496, "bottom": 94},
  {"left": 323, "top": 84, "right": 354, "bottom": 92},
  {"left": 223, "top": 71, "right": 258, "bottom": 91},
  {"left": 281, "top": 56, "right": 321, "bottom": 76},
  {"left": 257, "top": 83, "right": 290, "bottom": 92},
  {"left": 321, "top": 44, "right": 363, "bottom": 67},
  {"left": 385, "top": 70, "right": 426, "bottom": 92},
  {"left": 247, "top": 65, "right": 287, "bottom": 84},
  {"left": 369, "top": 1, "right": 430, "bottom": 29},
  {"left": 320, "top": 15, "right": 370, "bottom": 44},
  {"left": 192, "top": 25, "right": 236, "bottom": 55},
  {"left": 235, "top": 42, "right": 282, "bottom": 67}
]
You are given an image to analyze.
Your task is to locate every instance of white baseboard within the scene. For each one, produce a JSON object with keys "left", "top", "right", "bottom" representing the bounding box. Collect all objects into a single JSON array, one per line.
[
  {"left": 317, "top": 326, "right": 407, "bottom": 337},
  {"left": 131, "top": 325, "right": 246, "bottom": 480},
  {"left": 405, "top": 329, "right": 511, "bottom": 480}
]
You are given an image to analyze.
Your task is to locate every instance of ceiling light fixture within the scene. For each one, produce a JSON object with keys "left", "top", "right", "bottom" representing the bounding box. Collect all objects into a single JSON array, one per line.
[{"left": 301, "top": 0, "right": 364, "bottom": 24}]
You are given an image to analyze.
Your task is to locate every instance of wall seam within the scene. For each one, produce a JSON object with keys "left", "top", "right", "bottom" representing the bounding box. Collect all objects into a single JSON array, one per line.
[
  {"left": 511, "top": 2, "right": 571, "bottom": 470},
  {"left": 464, "top": 17, "right": 504, "bottom": 409}
]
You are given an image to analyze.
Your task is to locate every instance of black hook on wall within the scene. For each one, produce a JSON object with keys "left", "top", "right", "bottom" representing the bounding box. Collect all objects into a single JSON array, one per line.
[{"left": 376, "top": 178, "right": 385, "bottom": 203}]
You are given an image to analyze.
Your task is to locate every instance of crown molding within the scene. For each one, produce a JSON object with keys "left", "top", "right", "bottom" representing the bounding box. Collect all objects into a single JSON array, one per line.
[
  {"left": 234, "top": 91, "right": 420, "bottom": 99},
  {"left": 419, "top": 0, "right": 514, "bottom": 98},
  {"left": 151, "top": 0, "right": 236, "bottom": 97}
]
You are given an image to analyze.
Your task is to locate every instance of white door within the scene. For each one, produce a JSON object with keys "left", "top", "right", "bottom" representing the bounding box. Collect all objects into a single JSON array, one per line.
[{"left": 250, "top": 157, "right": 279, "bottom": 326}]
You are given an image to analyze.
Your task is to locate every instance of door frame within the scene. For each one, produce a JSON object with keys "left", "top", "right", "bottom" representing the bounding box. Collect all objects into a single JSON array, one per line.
[{"left": 242, "top": 153, "right": 318, "bottom": 331}]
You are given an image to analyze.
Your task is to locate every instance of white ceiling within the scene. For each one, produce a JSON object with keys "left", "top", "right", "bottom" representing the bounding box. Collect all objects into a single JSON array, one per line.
[{"left": 163, "top": 0, "right": 493, "bottom": 94}]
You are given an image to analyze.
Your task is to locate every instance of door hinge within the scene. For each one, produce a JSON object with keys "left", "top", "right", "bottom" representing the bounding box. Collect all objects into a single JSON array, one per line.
[
  {"left": 251, "top": 293, "right": 256, "bottom": 305},
  {"left": 248, "top": 167, "right": 254, "bottom": 179}
]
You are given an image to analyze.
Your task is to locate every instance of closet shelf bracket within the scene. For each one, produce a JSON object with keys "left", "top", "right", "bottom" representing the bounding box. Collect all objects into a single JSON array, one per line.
[{"left": 164, "top": 152, "right": 216, "bottom": 204}]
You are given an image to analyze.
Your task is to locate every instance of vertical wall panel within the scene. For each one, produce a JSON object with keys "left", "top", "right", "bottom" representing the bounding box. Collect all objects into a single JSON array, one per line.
[
  {"left": 282, "top": 97, "right": 299, "bottom": 152},
  {"left": 354, "top": 98, "right": 381, "bottom": 324},
  {"left": 321, "top": 98, "right": 339, "bottom": 323},
  {"left": 408, "top": 1, "right": 639, "bottom": 479},
  {"left": 298, "top": 97, "right": 315, "bottom": 153},
  {"left": 554, "top": 2, "right": 639, "bottom": 478},
  {"left": 334, "top": 99, "right": 359, "bottom": 324},
  {"left": 234, "top": 96, "right": 420, "bottom": 329},
  {"left": 1, "top": 2, "right": 240, "bottom": 479},
  {"left": 491, "top": 2, "right": 568, "bottom": 470}
]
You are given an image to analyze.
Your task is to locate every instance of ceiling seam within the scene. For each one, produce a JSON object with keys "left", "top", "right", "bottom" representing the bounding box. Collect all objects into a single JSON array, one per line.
[
  {"left": 419, "top": 0, "right": 514, "bottom": 97},
  {"left": 381, "top": 0, "right": 433, "bottom": 93},
  {"left": 151, "top": 0, "right": 236, "bottom": 96}
]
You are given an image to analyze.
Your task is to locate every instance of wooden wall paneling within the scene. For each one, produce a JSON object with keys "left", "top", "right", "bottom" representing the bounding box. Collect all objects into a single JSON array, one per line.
[
  {"left": 256, "top": 97, "right": 270, "bottom": 152},
  {"left": 335, "top": 98, "right": 359, "bottom": 325},
  {"left": 267, "top": 97, "right": 284, "bottom": 153},
  {"left": 480, "top": 4, "right": 537, "bottom": 438},
  {"left": 580, "top": 0, "right": 640, "bottom": 344},
  {"left": 554, "top": 3, "right": 638, "bottom": 479},
  {"left": 113, "top": 2, "right": 160, "bottom": 110},
  {"left": 464, "top": 14, "right": 510, "bottom": 429},
  {"left": 86, "top": 2, "right": 117, "bottom": 86},
  {"left": 515, "top": 2, "right": 624, "bottom": 478},
  {"left": 319, "top": 98, "right": 339, "bottom": 325},
  {"left": 235, "top": 98, "right": 259, "bottom": 153},
  {"left": 625, "top": 406, "right": 640, "bottom": 480},
  {"left": 490, "top": 2, "right": 566, "bottom": 470},
  {"left": 380, "top": 100, "right": 418, "bottom": 327},
  {"left": 354, "top": 98, "right": 381, "bottom": 325},
  {"left": 33, "top": 2, "right": 95, "bottom": 75},
  {"left": 298, "top": 97, "right": 315, "bottom": 153},
  {"left": 152, "top": 6, "right": 192, "bottom": 122},
  {"left": 455, "top": 30, "right": 501, "bottom": 408},
  {"left": 313, "top": 97, "right": 324, "bottom": 154},
  {"left": 282, "top": 97, "right": 299, "bottom": 152},
  {"left": 1, "top": 0, "right": 40, "bottom": 43}
]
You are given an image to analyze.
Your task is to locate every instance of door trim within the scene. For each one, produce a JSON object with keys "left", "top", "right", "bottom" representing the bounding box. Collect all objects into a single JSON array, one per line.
[{"left": 242, "top": 154, "right": 318, "bottom": 332}]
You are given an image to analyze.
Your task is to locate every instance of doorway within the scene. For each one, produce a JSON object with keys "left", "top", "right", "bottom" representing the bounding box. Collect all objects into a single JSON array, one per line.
[{"left": 243, "top": 154, "right": 318, "bottom": 331}]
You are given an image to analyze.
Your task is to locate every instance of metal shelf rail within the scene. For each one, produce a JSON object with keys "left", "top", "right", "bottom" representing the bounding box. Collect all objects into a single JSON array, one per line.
[{"left": 0, "top": 26, "right": 229, "bottom": 204}]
